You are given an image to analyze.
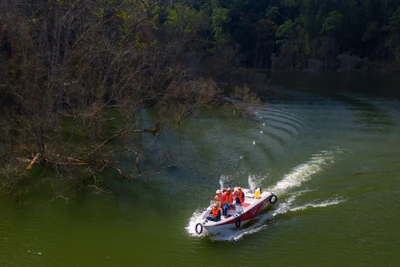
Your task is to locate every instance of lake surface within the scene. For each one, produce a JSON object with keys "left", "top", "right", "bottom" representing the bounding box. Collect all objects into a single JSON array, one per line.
[{"left": 1, "top": 72, "right": 400, "bottom": 266}]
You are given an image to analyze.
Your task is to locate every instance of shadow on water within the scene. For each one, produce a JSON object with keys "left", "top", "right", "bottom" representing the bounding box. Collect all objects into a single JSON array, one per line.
[{"left": 268, "top": 71, "right": 400, "bottom": 99}]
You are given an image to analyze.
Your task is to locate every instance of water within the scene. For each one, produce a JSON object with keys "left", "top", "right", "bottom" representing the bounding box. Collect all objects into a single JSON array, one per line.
[{"left": 1, "top": 73, "right": 400, "bottom": 266}]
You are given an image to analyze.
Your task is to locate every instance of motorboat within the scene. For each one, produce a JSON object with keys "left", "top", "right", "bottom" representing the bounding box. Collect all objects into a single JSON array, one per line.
[{"left": 195, "top": 188, "right": 277, "bottom": 235}]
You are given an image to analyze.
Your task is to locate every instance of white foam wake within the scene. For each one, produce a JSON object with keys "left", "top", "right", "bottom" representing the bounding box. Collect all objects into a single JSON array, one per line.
[
  {"left": 248, "top": 172, "right": 269, "bottom": 191},
  {"left": 185, "top": 209, "right": 207, "bottom": 237},
  {"left": 186, "top": 148, "right": 347, "bottom": 240},
  {"left": 269, "top": 149, "right": 342, "bottom": 195},
  {"left": 208, "top": 196, "right": 346, "bottom": 242},
  {"left": 289, "top": 198, "right": 345, "bottom": 212}
]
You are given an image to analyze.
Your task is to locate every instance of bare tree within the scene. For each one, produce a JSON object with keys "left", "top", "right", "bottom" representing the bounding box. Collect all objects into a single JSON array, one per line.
[{"left": 0, "top": 0, "right": 262, "bottom": 202}]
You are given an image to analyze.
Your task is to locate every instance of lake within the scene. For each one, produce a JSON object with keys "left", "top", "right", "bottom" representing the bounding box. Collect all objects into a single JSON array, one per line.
[{"left": 1, "top": 72, "right": 399, "bottom": 267}]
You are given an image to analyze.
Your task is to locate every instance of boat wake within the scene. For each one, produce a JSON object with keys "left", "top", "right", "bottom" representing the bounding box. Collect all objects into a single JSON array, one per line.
[
  {"left": 268, "top": 148, "right": 343, "bottom": 196},
  {"left": 186, "top": 147, "right": 347, "bottom": 241},
  {"left": 211, "top": 195, "right": 345, "bottom": 242}
]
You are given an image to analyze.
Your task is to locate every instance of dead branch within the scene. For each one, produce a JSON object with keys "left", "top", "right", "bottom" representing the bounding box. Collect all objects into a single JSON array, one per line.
[{"left": 26, "top": 153, "right": 40, "bottom": 170}]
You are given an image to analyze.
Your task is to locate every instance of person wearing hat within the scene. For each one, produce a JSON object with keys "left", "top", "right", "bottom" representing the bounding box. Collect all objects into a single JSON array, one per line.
[
  {"left": 207, "top": 203, "right": 222, "bottom": 222},
  {"left": 213, "top": 189, "right": 222, "bottom": 208},
  {"left": 233, "top": 187, "right": 245, "bottom": 205}
]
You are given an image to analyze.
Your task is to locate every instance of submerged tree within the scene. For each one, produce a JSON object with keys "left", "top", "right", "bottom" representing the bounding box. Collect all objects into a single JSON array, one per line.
[{"left": 0, "top": 0, "right": 261, "bottom": 202}]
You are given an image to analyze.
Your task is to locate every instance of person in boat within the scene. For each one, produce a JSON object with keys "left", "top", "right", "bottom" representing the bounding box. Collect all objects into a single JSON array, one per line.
[
  {"left": 213, "top": 189, "right": 222, "bottom": 208},
  {"left": 226, "top": 188, "right": 233, "bottom": 205},
  {"left": 207, "top": 203, "right": 222, "bottom": 222},
  {"left": 226, "top": 188, "right": 236, "bottom": 210},
  {"left": 220, "top": 190, "right": 229, "bottom": 216},
  {"left": 233, "top": 187, "right": 245, "bottom": 205}
]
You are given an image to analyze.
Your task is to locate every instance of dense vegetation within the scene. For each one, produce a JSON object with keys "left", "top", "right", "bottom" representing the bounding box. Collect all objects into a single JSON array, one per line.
[
  {"left": 168, "top": 0, "right": 400, "bottom": 71},
  {"left": 0, "top": 0, "right": 399, "bottom": 202},
  {"left": 0, "top": 0, "right": 260, "bottom": 201}
]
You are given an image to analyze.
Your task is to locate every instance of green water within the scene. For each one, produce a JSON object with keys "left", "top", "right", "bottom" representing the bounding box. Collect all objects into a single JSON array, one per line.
[{"left": 1, "top": 73, "right": 400, "bottom": 266}]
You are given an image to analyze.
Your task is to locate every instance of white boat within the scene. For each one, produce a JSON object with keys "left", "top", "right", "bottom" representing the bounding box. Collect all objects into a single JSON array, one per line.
[{"left": 195, "top": 188, "right": 277, "bottom": 235}]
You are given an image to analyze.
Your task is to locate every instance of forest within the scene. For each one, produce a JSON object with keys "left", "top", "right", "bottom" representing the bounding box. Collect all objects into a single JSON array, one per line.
[
  {"left": 175, "top": 0, "right": 400, "bottom": 71},
  {"left": 0, "top": 0, "right": 399, "bottom": 202}
]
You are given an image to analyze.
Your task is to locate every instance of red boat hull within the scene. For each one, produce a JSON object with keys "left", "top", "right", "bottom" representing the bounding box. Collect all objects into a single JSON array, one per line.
[{"left": 195, "top": 190, "right": 277, "bottom": 235}]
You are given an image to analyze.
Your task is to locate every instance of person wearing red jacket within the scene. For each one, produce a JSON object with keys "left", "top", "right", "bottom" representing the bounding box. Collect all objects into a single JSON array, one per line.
[
  {"left": 233, "top": 187, "right": 245, "bottom": 205},
  {"left": 207, "top": 203, "right": 222, "bottom": 221},
  {"left": 226, "top": 188, "right": 233, "bottom": 205},
  {"left": 220, "top": 190, "right": 229, "bottom": 216}
]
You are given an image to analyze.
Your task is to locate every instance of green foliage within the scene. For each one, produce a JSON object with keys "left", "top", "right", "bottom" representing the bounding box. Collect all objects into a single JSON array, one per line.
[
  {"left": 210, "top": 0, "right": 229, "bottom": 39},
  {"left": 276, "top": 19, "right": 295, "bottom": 45},
  {"left": 115, "top": 8, "right": 132, "bottom": 38},
  {"left": 284, "top": 0, "right": 301, "bottom": 8},
  {"left": 170, "top": 0, "right": 400, "bottom": 70},
  {"left": 321, "top": 11, "right": 343, "bottom": 33},
  {"left": 362, "top": 21, "right": 380, "bottom": 41},
  {"left": 165, "top": 4, "right": 206, "bottom": 35},
  {"left": 388, "top": 7, "right": 400, "bottom": 37},
  {"left": 265, "top": 6, "right": 280, "bottom": 21},
  {"left": 166, "top": 8, "right": 178, "bottom": 24},
  {"left": 92, "top": 7, "right": 105, "bottom": 18},
  {"left": 212, "top": 7, "right": 229, "bottom": 39},
  {"left": 385, "top": 7, "right": 400, "bottom": 54}
]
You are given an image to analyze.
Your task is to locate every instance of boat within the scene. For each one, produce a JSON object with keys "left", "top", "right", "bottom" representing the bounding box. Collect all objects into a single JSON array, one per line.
[{"left": 195, "top": 187, "right": 278, "bottom": 235}]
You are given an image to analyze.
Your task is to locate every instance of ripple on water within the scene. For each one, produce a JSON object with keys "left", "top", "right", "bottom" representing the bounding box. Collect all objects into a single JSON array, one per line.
[{"left": 261, "top": 106, "right": 305, "bottom": 126}]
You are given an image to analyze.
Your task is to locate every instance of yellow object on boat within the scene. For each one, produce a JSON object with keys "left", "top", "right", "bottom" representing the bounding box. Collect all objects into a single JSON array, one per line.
[{"left": 255, "top": 188, "right": 261, "bottom": 199}]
